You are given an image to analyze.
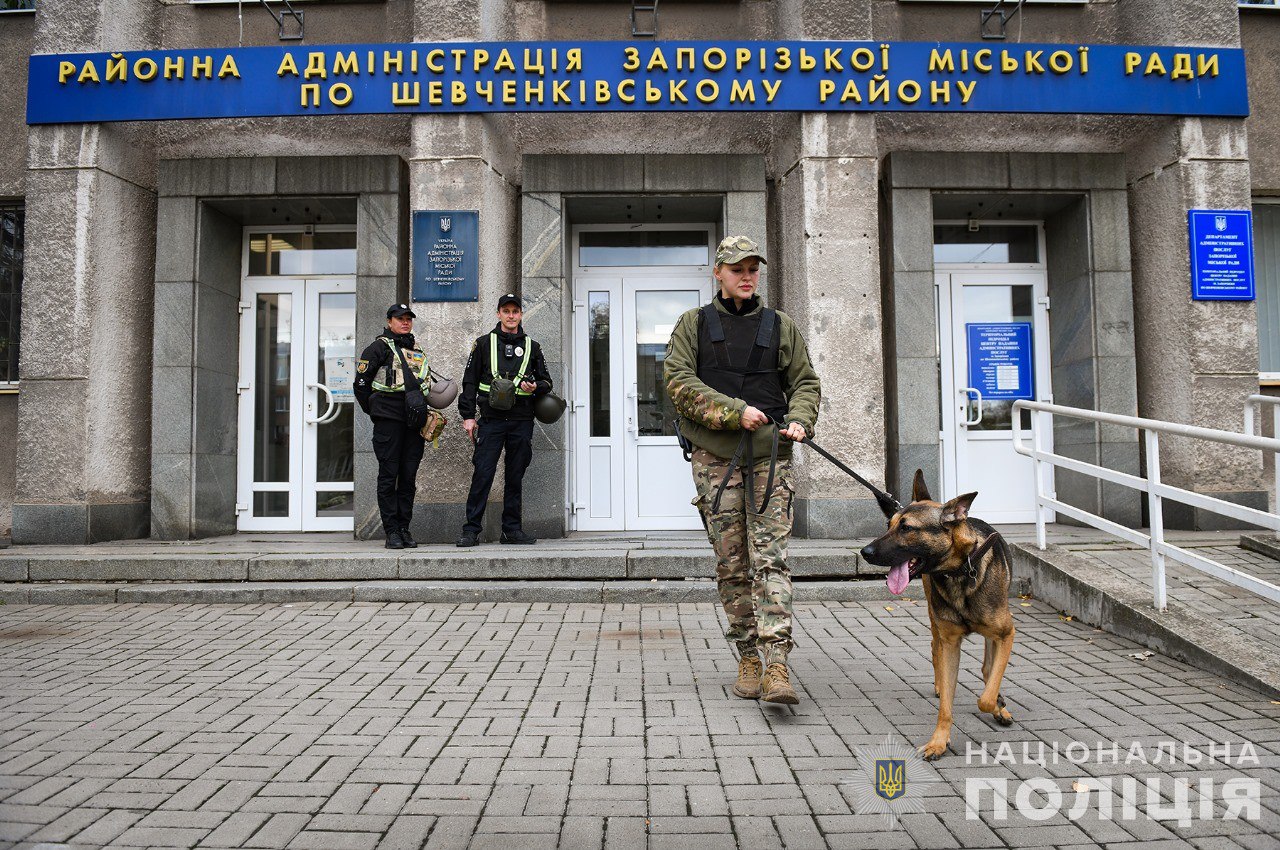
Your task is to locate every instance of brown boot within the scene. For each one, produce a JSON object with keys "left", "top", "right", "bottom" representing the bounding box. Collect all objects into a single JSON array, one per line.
[
  {"left": 733, "top": 654, "right": 763, "bottom": 699},
  {"left": 761, "top": 663, "right": 799, "bottom": 705}
]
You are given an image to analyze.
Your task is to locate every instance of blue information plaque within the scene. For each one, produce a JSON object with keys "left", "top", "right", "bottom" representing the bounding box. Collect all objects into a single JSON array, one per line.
[
  {"left": 412, "top": 210, "right": 479, "bottom": 302},
  {"left": 1189, "top": 209, "right": 1255, "bottom": 301},
  {"left": 966, "top": 323, "right": 1034, "bottom": 401}
]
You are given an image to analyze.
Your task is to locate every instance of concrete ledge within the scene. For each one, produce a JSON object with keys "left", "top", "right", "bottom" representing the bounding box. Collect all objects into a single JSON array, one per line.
[
  {"left": 1239, "top": 532, "right": 1280, "bottom": 561},
  {"left": 0, "top": 557, "right": 28, "bottom": 582},
  {"left": 0, "top": 577, "right": 1024, "bottom": 606},
  {"left": 398, "top": 550, "right": 629, "bottom": 580},
  {"left": 28, "top": 555, "right": 250, "bottom": 582},
  {"left": 248, "top": 555, "right": 398, "bottom": 582},
  {"left": 1012, "top": 543, "right": 1280, "bottom": 698}
]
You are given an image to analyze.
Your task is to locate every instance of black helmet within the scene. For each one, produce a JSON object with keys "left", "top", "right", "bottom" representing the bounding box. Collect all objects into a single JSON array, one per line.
[{"left": 533, "top": 393, "right": 567, "bottom": 424}]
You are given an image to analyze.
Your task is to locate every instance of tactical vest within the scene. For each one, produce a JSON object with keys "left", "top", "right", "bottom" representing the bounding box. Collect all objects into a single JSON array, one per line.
[
  {"left": 696, "top": 302, "right": 788, "bottom": 422},
  {"left": 371, "top": 338, "right": 430, "bottom": 392},
  {"left": 477, "top": 333, "right": 534, "bottom": 397}
]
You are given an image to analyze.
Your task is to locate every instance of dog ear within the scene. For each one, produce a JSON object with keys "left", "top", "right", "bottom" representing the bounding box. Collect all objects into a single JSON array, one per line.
[
  {"left": 940, "top": 492, "right": 977, "bottom": 524},
  {"left": 911, "top": 469, "right": 932, "bottom": 503}
]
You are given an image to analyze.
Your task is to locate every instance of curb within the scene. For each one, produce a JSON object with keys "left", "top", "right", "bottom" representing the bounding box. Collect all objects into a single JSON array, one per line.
[
  {"left": 1011, "top": 543, "right": 1280, "bottom": 698},
  {"left": 0, "top": 578, "right": 940, "bottom": 606},
  {"left": 1239, "top": 532, "right": 1280, "bottom": 562}
]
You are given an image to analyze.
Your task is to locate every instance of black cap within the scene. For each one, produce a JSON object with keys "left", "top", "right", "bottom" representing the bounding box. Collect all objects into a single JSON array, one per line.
[
  {"left": 497, "top": 293, "right": 522, "bottom": 310},
  {"left": 387, "top": 303, "right": 416, "bottom": 319}
]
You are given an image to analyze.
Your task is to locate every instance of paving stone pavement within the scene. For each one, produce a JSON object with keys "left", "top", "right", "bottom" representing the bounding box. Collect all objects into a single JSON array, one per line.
[
  {"left": 0, "top": 599, "right": 1277, "bottom": 850},
  {"left": 1065, "top": 541, "right": 1280, "bottom": 659}
]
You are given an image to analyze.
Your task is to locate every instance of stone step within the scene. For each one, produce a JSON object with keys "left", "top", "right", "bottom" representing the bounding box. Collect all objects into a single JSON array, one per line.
[
  {"left": 0, "top": 545, "right": 875, "bottom": 583},
  {"left": 0, "top": 576, "right": 1033, "bottom": 606}
]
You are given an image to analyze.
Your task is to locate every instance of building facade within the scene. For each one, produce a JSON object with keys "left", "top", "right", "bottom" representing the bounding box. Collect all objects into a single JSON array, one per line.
[{"left": 0, "top": 0, "right": 1277, "bottom": 545}]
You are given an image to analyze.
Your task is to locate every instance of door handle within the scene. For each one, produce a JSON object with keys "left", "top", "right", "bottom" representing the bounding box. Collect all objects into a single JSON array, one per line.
[
  {"left": 626, "top": 388, "right": 638, "bottom": 436},
  {"left": 961, "top": 387, "right": 983, "bottom": 427},
  {"left": 306, "top": 382, "right": 338, "bottom": 424}
]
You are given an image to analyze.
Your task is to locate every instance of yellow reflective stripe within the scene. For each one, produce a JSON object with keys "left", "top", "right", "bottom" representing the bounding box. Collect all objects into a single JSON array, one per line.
[{"left": 485, "top": 333, "right": 534, "bottom": 395}]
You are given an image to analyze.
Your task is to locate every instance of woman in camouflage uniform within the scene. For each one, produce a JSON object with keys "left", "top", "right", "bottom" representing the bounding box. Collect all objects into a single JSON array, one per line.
[{"left": 663, "top": 236, "right": 821, "bottom": 704}]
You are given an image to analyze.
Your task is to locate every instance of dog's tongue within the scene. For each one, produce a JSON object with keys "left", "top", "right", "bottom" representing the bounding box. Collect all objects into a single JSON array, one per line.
[{"left": 887, "top": 560, "right": 911, "bottom": 596}]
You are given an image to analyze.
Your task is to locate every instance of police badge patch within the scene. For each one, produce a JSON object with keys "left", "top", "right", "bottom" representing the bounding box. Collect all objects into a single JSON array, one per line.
[
  {"left": 842, "top": 736, "right": 937, "bottom": 829},
  {"left": 356, "top": 360, "right": 369, "bottom": 373}
]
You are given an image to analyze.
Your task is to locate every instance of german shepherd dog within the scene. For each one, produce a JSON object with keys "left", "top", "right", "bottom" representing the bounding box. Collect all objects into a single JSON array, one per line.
[{"left": 860, "top": 470, "right": 1015, "bottom": 760}]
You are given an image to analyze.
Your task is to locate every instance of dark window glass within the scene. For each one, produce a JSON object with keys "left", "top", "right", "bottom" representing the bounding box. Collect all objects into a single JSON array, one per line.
[
  {"left": 0, "top": 204, "right": 24, "bottom": 383},
  {"left": 580, "top": 230, "right": 709, "bottom": 266},
  {"left": 0, "top": 1, "right": 37, "bottom": 11},
  {"left": 933, "top": 224, "right": 1040, "bottom": 264}
]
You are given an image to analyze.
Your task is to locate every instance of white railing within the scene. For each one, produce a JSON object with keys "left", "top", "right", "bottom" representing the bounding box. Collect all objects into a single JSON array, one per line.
[
  {"left": 1243, "top": 394, "right": 1280, "bottom": 510},
  {"left": 1011, "top": 400, "right": 1280, "bottom": 612}
]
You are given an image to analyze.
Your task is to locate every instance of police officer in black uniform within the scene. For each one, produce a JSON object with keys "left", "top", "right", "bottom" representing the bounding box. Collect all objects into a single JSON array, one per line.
[
  {"left": 354, "top": 304, "right": 431, "bottom": 550},
  {"left": 456, "top": 293, "right": 553, "bottom": 547}
]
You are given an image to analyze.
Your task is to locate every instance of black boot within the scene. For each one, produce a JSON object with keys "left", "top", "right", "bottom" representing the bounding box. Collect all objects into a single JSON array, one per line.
[
  {"left": 500, "top": 529, "right": 537, "bottom": 545},
  {"left": 399, "top": 527, "right": 418, "bottom": 548},
  {"left": 385, "top": 528, "right": 405, "bottom": 550},
  {"left": 455, "top": 531, "right": 479, "bottom": 548}
]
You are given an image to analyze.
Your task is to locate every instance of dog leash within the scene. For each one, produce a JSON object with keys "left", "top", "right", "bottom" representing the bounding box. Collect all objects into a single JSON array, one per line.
[
  {"left": 784, "top": 420, "right": 904, "bottom": 516},
  {"left": 711, "top": 425, "right": 780, "bottom": 516}
]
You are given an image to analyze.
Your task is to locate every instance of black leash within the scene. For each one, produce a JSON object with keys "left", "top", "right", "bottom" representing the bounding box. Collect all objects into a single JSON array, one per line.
[
  {"left": 782, "top": 419, "right": 904, "bottom": 516},
  {"left": 711, "top": 426, "right": 780, "bottom": 516}
]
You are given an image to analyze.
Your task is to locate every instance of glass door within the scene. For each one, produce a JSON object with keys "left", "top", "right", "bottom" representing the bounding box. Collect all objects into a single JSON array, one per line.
[
  {"left": 622, "top": 279, "right": 705, "bottom": 530},
  {"left": 237, "top": 278, "right": 356, "bottom": 531},
  {"left": 570, "top": 224, "right": 715, "bottom": 531},
  {"left": 937, "top": 270, "right": 1053, "bottom": 523}
]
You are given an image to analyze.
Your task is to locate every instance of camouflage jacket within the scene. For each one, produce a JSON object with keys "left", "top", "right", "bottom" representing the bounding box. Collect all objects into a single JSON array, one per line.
[{"left": 664, "top": 296, "right": 821, "bottom": 460}]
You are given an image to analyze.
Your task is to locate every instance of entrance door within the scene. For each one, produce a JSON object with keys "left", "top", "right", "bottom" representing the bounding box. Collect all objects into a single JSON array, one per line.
[
  {"left": 571, "top": 226, "right": 715, "bottom": 531},
  {"left": 937, "top": 270, "right": 1053, "bottom": 523},
  {"left": 236, "top": 278, "right": 357, "bottom": 531}
]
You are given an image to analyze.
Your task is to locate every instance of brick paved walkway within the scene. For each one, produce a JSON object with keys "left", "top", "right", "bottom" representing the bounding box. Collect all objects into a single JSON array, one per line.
[
  {"left": 1065, "top": 540, "right": 1280, "bottom": 659},
  {"left": 1, "top": 600, "right": 1277, "bottom": 849}
]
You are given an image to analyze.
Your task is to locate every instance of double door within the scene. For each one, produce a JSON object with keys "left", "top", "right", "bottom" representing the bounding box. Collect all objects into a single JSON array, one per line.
[
  {"left": 572, "top": 273, "right": 713, "bottom": 530},
  {"left": 236, "top": 278, "right": 357, "bottom": 531},
  {"left": 937, "top": 270, "right": 1054, "bottom": 523}
]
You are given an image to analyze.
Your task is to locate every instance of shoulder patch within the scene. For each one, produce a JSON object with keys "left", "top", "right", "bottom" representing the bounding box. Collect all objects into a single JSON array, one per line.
[{"left": 356, "top": 359, "right": 369, "bottom": 373}]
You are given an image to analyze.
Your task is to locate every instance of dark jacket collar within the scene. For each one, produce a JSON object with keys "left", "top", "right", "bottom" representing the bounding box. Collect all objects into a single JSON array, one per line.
[
  {"left": 380, "top": 330, "right": 416, "bottom": 348},
  {"left": 716, "top": 294, "right": 762, "bottom": 316},
  {"left": 492, "top": 323, "right": 527, "bottom": 343}
]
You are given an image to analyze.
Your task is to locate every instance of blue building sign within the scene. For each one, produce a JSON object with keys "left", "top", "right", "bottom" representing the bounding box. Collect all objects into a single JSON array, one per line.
[
  {"left": 1189, "top": 209, "right": 1255, "bottom": 301},
  {"left": 967, "top": 323, "right": 1035, "bottom": 401},
  {"left": 27, "top": 41, "right": 1248, "bottom": 124},
  {"left": 412, "top": 211, "right": 479, "bottom": 303}
]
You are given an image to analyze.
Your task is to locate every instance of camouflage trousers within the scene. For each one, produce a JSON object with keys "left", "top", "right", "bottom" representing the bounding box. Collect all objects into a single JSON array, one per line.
[{"left": 691, "top": 447, "right": 795, "bottom": 666}]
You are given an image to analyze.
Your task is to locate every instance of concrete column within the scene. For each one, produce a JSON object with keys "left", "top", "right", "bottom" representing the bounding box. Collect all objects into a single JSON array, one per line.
[
  {"left": 12, "top": 0, "right": 159, "bottom": 543},
  {"left": 404, "top": 115, "right": 520, "bottom": 543},
  {"left": 775, "top": 113, "right": 886, "bottom": 537}
]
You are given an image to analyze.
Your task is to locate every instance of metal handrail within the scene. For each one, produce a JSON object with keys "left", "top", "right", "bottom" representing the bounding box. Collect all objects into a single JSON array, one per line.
[
  {"left": 1244, "top": 394, "right": 1280, "bottom": 511},
  {"left": 1011, "top": 399, "right": 1280, "bottom": 611}
]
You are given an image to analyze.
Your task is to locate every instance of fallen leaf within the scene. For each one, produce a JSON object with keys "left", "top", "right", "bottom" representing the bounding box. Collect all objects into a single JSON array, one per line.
[
  {"left": 1060, "top": 615, "right": 1073, "bottom": 622},
  {"left": 884, "top": 605, "right": 895, "bottom": 612},
  {"left": 1270, "top": 700, "right": 1280, "bottom": 705},
  {"left": 1072, "top": 781, "right": 1088, "bottom": 793},
  {"left": 1019, "top": 602, "right": 1031, "bottom": 607},
  {"left": 1127, "top": 650, "right": 1154, "bottom": 660}
]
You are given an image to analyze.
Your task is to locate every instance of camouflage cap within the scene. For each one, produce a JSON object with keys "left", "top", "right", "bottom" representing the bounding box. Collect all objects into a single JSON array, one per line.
[{"left": 715, "top": 235, "right": 767, "bottom": 266}]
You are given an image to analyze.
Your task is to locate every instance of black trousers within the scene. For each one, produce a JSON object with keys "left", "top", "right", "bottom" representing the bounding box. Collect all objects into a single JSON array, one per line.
[
  {"left": 463, "top": 418, "right": 534, "bottom": 535},
  {"left": 372, "top": 417, "right": 426, "bottom": 533}
]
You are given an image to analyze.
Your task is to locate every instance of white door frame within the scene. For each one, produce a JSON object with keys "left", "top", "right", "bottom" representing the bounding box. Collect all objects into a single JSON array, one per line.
[
  {"left": 235, "top": 226, "right": 357, "bottom": 532},
  {"left": 935, "top": 222, "right": 1055, "bottom": 521},
  {"left": 569, "top": 224, "right": 716, "bottom": 531}
]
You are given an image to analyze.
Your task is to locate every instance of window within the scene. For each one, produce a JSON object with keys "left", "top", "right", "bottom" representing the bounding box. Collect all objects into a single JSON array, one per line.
[
  {"left": 1255, "top": 202, "right": 1280, "bottom": 380},
  {"left": 0, "top": 204, "right": 23, "bottom": 386},
  {"left": 0, "top": 0, "right": 36, "bottom": 12},
  {"left": 1240, "top": 0, "right": 1280, "bottom": 8}
]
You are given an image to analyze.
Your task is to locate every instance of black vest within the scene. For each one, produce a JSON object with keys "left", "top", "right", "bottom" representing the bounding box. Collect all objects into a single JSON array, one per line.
[{"left": 696, "top": 302, "right": 788, "bottom": 422}]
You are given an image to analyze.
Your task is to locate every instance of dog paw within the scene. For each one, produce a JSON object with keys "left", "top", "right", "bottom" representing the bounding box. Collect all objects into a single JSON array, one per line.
[
  {"left": 920, "top": 740, "right": 949, "bottom": 760},
  {"left": 994, "top": 708, "right": 1014, "bottom": 726}
]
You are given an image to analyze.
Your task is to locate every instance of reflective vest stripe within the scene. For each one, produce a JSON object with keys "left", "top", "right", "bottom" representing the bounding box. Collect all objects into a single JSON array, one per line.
[
  {"left": 371, "top": 338, "right": 430, "bottom": 392},
  {"left": 478, "top": 333, "right": 534, "bottom": 396}
]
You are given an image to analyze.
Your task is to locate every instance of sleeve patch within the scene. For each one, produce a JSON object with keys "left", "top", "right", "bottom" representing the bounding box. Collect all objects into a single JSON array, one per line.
[{"left": 356, "top": 360, "right": 369, "bottom": 373}]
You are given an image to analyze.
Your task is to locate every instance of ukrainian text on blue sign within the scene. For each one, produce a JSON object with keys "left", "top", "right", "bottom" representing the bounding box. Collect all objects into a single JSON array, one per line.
[
  {"left": 967, "top": 323, "right": 1035, "bottom": 401},
  {"left": 26, "top": 41, "right": 1248, "bottom": 124},
  {"left": 1189, "top": 209, "right": 1255, "bottom": 302},
  {"left": 412, "top": 210, "right": 479, "bottom": 303}
]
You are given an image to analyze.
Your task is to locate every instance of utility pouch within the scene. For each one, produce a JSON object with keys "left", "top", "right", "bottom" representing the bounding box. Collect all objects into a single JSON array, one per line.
[
  {"left": 421, "top": 409, "right": 447, "bottom": 446},
  {"left": 488, "top": 376, "right": 517, "bottom": 411}
]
